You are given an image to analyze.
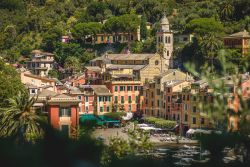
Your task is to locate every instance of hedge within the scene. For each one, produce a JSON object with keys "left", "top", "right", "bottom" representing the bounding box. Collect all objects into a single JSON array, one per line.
[
  {"left": 144, "top": 117, "right": 177, "bottom": 129},
  {"left": 104, "top": 112, "right": 126, "bottom": 120}
]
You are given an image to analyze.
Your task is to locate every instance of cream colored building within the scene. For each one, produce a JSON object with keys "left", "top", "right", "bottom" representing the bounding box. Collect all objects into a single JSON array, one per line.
[
  {"left": 156, "top": 15, "right": 174, "bottom": 69},
  {"left": 26, "top": 50, "right": 54, "bottom": 76},
  {"left": 20, "top": 70, "right": 57, "bottom": 92},
  {"left": 143, "top": 69, "right": 193, "bottom": 118}
]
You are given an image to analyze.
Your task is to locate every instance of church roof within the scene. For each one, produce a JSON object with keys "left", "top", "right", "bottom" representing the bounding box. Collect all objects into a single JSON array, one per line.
[
  {"left": 161, "top": 14, "right": 169, "bottom": 25},
  {"left": 225, "top": 30, "right": 250, "bottom": 38}
]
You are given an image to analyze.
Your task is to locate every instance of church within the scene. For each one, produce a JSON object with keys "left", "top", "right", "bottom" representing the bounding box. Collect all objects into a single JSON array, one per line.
[{"left": 89, "top": 15, "right": 175, "bottom": 83}]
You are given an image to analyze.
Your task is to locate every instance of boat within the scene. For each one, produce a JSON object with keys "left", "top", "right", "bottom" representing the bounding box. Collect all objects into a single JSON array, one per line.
[
  {"left": 192, "top": 158, "right": 210, "bottom": 163},
  {"left": 156, "top": 148, "right": 169, "bottom": 152},
  {"left": 174, "top": 159, "right": 192, "bottom": 166}
]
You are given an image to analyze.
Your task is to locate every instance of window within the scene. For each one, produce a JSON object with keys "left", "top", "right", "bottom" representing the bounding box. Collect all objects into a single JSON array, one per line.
[
  {"left": 157, "top": 89, "right": 160, "bottom": 95},
  {"left": 115, "top": 96, "right": 118, "bottom": 103},
  {"left": 107, "top": 106, "right": 110, "bottom": 112},
  {"left": 165, "top": 36, "right": 168, "bottom": 43},
  {"left": 173, "top": 114, "right": 176, "bottom": 120},
  {"left": 151, "top": 101, "right": 154, "bottom": 106},
  {"left": 120, "top": 86, "right": 125, "bottom": 91},
  {"left": 85, "top": 106, "right": 89, "bottom": 113},
  {"left": 184, "top": 104, "right": 188, "bottom": 111},
  {"left": 193, "top": 96, "right": 196, "bottom": 101},
  {"left": 168, "top": 96, "right": 171, "bottom": 102},
  {"left": 31, "top": 89, "right": 36, "bottom": 94},
  {"left": 99, "top": 96, "right": 103, "bottom": 102},
  {"left": 201, "top": 118, "right": 205, "bottom": 124},
  {"left": 177, "top": 114, "right": 180, "bottom": 120},
  {"left": 167, "top": 106, "right": 170, "bottom": 112},
  {"left": 59, "top": 107, "right": 71, "bottom": 117},
  {"left": 127, "top": 86, "right": 132, "bottom": 91},
  {"left": 101, "top": 36, "right": 104, "bottom": 42},
  {"left": 155, "top": 60, "right": 159, "bottom": 65},
  {"left": 77, "top": 96, "right": 82, "bottom": 100},
  {"left": 167, "top": 50, "right": 169, "bottom": 56},
  {"left": 136, "top": 96, "right": 139, "bottom": 102},
  {"left": 185, "top": 114, "right": 188, "bottom": 122},
  {"left": 157, "top": 100, "right": 160, "bottom": 107},
  {"left": 85, "top": 96, "right": 88, "bottom": 102},
  {"left": 168, "top": 36, "right": 171, "bottom": 43},
  {"left": 100, "top": 107, "right": 103, "bottom": 112},
  {"left": 115, "top": 86, "right": 118, "bottom": 91},
  {"left": 167, "top": 88, "right": 171, "bottom": 93},
  {"left": 128, "top": 96, "right": 132, "bottom": 103},
  {"left": 106, "top": 96, "right": 111, "bottom": 101},
  {"left": 134, "top": 86, "right": 138, "bottom": 91},
  {"left": 121, "top": 96, "right": 124, "bottom": 103},
  {"left": 192, "top": 117, "right": 196, "bottom": 124},
  {"left": 183, "top": 95, "right": 185, "bottom": 101},
  {"left": 129, "top": 105, "right": 132, "bottom": 111},
  {"left": 187, "top": 95, "right": 190, "bottom": 101},
  {"left": 193, "top": 106, "right": 196, "bottom": 113},
  {"left": 151, "top": 92, "right": 154, "bottom": 98}
]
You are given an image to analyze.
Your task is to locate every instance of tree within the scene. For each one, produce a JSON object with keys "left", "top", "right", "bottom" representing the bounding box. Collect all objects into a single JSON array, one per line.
[
  {"left": 64, "top": 56, "right": 81, "bottom": 74},
  {"left": 140, "top": 14, "right": 147, "bottom": 40},
  {"left": 201, "top": 33, "right": 222, "bottom": 72},
  {"left": 41, "top": 26, "right": 62, "bottom": 52},
  {"left": 0, "top": 58, "right": 25, "bottom": 107},
  {"left": 54, "top": 42, "right": 84, "bottom": 65},
  {"left": 0, "top": 91, "right": 45, "bottom": 143},
  {"left": 220, "top": 1, "right": 234, "bottom": 21},
  {"left": 71, "top": 22, "right": 102, "bottom": 43},
  {"left": 186, "top": 18, "right": 224, "bottom": 36}
]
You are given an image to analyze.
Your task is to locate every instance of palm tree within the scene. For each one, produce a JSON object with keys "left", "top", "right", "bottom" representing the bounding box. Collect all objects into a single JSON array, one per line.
[
  {"left": 0, "top": 91, "right": 45, "bottom": 143},
  {"left": 201, "top": 33, "right": 222, "bottom": 73},
  {"left": 221, "top": 2, "right": 234, "bottom": 20}
]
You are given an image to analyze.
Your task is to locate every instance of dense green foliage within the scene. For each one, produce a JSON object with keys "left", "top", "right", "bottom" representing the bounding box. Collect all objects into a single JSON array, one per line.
[
  {"left": 0, "top": 0, "right": 249, "bottom": 71},
  {"left": 0, "top": 58, "right": 25, "bottom": 107},
  {"left": 0, "top": 91, "right": 45, "bottom": 143},
  {"left": 144, "top": 117, "right": 177, "bottom": 128},
  {"left": 104, "top": 112, "right": 126, "bottom": 120}
]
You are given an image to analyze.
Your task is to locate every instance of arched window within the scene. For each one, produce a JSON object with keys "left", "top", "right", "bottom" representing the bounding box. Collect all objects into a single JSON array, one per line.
[
  {"left": 167, "top": 50, "right": 169, "bottom": 56},
  {"left": 168, "top": 36, "right": 171, "bottom": 43},
  {"left": 165, "top": 36, "right": 168, "bottom": 43}
]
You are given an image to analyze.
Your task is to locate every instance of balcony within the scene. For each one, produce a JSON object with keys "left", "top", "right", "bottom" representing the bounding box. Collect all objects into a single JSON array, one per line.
[{"left": 110, "top": 80, "right": 141, "bottom": 84}]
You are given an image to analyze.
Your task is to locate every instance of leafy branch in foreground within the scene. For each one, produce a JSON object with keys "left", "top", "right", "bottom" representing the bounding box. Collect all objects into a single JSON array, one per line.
[{"left": 0, "top": 91, "right": 45, "bottom": 143}]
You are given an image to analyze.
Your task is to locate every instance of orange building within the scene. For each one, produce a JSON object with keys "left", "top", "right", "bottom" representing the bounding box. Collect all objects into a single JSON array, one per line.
[
  {"left": 33, "top": 89, "right": 81, "bottom": 137},
  {"left": 224, "top": 30, "right": 250, "bottom": 55}
]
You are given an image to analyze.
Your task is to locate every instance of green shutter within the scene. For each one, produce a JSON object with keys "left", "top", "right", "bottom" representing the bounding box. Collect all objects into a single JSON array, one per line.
[
  {"left": 68, "top": 108, "right": 71, "bottom": 117},
  {"left": 59, "top": 108, "right": 62, "bottom": 117}
]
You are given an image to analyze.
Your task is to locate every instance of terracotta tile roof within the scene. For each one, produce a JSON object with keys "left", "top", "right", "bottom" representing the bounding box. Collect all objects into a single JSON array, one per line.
[
  {"left": 91, "top": 85, "right": 112, "bottom": 96},
  {"left": 85, "top": 66, "right": 102, "bottom": 72},
  {"left": 225, "top": 30, "right": 250, "bottom": 38},
  {"left": 106, "top": 64, "right": 145, "bottom": 70},
  {"left": 24, "top": 73, "right": 55, "bottom": 82},
  {"left": 91, "top": 53, "right": 156, "bottom": 62}
]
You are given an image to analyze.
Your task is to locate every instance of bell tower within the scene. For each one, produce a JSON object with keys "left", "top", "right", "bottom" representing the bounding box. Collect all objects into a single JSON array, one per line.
[{"left": 156, "top": 14, "right": 173, "bottom": 69}]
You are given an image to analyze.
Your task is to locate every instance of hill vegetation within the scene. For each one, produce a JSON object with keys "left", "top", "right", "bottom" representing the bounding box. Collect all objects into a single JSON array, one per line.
[{"left": 0, "top": 0, "right": 249, "bottom": 70}]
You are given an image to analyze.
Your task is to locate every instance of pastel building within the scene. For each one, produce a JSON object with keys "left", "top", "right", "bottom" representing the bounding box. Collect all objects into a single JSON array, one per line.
[
  {"left": 20, "top": 70, "right": 57, "bottom": 92},
  {"left": 143, "top": 69, "right": 193, "bottom": 118},
  {"left": 90, "top": 53, "right": 166, "bottom": 83},
  {"left": 26, "top": 50, "right": 54, "bottom": 76},
  {"left": 224, "top": 30, "right": 250, "bottom": 55},
  {"left": 32, "top": 89, "right": 81, "bottom": 137},
  {"left": 156, "top": 15, "right": 174, "bottom": 69}
]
